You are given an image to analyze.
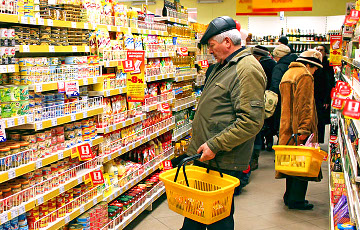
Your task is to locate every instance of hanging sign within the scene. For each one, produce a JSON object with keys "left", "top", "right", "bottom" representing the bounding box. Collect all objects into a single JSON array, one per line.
[
  {"left": 78, "top": 143, "right": 94, "bottom": 161},
  {"left": 329, "top": 35, "right": 343, "bottom": 66},
  {"left": 252, "top": 0, "right": 312, "bottom": 12},
  {"left": 332, "top": 97, "right": 346, "bottom": 110},
  {"left": 199, "top": 60, "right": 209, "bottom": 69},
  {"left": 85, "top": 170, "right": 105, "bottom": 186},
  {"left": 236, "top": 0, "right": 277, "bottom": 15},
  {"left": 126, "top": 51, "right": 145, "bottom": 102},
  {"left": 159, "top": 160, "right": 173, "bottom": 171},
  {"left": 343, "top": 99, "right": 360, "bottom": 119},
  {"left": 344, "top": 9, "right": 360, "bottom": 26},
  {"left": 122, "top": 60, "right": 135, "bottom": 72}
]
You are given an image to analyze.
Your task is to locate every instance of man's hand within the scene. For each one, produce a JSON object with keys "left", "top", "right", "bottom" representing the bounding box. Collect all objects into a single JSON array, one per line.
[
  {"left": 324, "top": 104, "right": 329, "bottom": 109},
  {"left": 197, "top": 143, "right": 215, "bottom": 162},
  {"left": 298, "top": 134, "right": 309, "bottom": 141}
]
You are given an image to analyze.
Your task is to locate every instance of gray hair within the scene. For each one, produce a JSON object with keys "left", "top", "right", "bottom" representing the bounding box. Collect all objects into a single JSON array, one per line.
[{"left": 211, "top": 29, "right": 242, "bottom": 46}]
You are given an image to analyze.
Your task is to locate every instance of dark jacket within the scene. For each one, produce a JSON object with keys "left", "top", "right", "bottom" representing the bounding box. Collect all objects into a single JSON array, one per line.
[
  {"left": 188, "top": 48, "right": 266, "bottom": 171},
  {"left": 269, "top": 53, "right": 298, "bottom": 133},
  {"left": 259, "top": 56, "right": 276, "bottom": 89}
]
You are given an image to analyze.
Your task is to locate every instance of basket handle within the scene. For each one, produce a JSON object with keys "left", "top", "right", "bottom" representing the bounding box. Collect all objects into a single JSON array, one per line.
[
  {"left": 173, "top": 153, "right": 224, "bottom": 187},
  {"left": 286, "top": 134, "right": 299, "bottom": 146}
]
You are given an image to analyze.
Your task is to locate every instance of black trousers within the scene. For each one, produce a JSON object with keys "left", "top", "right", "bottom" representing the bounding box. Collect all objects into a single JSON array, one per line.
[{"left": 284, "top": 176, "right": 308, "bottom": 205}]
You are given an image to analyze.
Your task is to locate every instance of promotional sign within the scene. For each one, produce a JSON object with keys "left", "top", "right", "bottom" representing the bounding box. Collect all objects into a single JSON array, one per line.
[
  {"left": 252, "top": 0, "right": 312, "bottom": 12},
  {"left": 332, "top": 97, "right": 346, "bottom": 110},
  {"left": 199, "top": 60, "right": 209, "bottom": 69},
  {"left": 157, "top": 103, "right": 171, "bottom": 113},
  {"left": 122, "top": 60, "right": 135, "bottom": 73},
  {"left": 343, "top": 99, "right": 360, "bottom": 119},
  {"left": 177, "top": 47, "right": 188, "bottom": 56},
  {"left": 126, "top": 51, "right": 145, "bottom": 102},
  {"left": 65, "top": 81, "right": 80, "bottom": 97},
  {"left": 329, "top": 35, "right": 343, "bottom": 66},
  {"left": 159, "top": 160, "right": 173, "bottom": 171},
  {"left": 85, "top": 170, "right": 105, "bottom": 186},
  {"left": 0, "top": 120, "right": 6, "bottom": 142},
  {"left": 78, "top": 143, "right": 94, "bottom": 161},
  {"left": 236, "top": 0, "right": 277, "bottom": 15},
  {"left": 344, "top": 9, "right": 360, "bottom": 26},
  {"left": 58, "top": 81, "right": 65, "bottom": 93}
]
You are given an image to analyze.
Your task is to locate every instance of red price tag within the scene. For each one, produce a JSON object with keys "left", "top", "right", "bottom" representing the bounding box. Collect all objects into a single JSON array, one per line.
[
  {"left": 200, "top": 60, "right": 209, "bottom": 69},
  {"left": 330, "top": 135, "right": 338, "bottom": 143},
  {"left": 78, "top": 143, "right": 94, "bottom": 161},
  {"left": 332, "top": 97, "right": 346, "bottom": 110},
  {"left": 338, "top": 85, "right": 352, "bottom": 97},
  {"left": 122, "top": 60, "right": 135, "bottom": 72},
  {"left": 330, "top": 88, "right": 337, "bottom": 99},
  {"left": 343, "top": 99, "right": 360, "bottom": 119},
  {"left": 157, "top": 103, "right": 171, "bottom": 113},
  {"left": 160, "top": 160, "right": 173, "bottom": 171},
  {"left": 87, "top": 170, "right": 105, "bottom": 186}
]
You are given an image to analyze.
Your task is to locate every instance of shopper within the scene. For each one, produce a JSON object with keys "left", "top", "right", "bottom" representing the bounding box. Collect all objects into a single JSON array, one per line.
[
  {"left": 277, "top": 49, "right": 323, "bottom": 210},
  {"left": 269, "top": 44, "right": 298, "bottom": 139},
  {"left": 183, "top": 16, "right": 266, "bottom": 230},
  {"left": 251, "top": 45, "right": 276, "bottom": 170},
  {"left": 314, "top": 45, "right": 335, "bottom": 143},
  {"left": 278, "top": 36, "right": 295, "bottom": 53}
]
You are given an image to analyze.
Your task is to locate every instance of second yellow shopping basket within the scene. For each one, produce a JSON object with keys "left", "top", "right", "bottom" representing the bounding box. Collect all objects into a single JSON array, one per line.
[
  {"left": 273, "top": 134, "right": 327, "bottom": 177},
  {"left": 159, "top": 154, "right": 240, "bottom": 225}
]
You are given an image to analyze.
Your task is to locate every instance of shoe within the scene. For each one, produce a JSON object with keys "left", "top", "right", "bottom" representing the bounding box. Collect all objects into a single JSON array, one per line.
[
  {"left": 288, "top": 202, "right": 314, "bottom": 210},
  {"left": 266, "top": 145, "right": 273, "bottom": 151},
  {"left": 250, "top": 159, "right": 258, "bottom": 171},
  {"left": 284, "top": 199, "right": 309, "bottom": 206}
]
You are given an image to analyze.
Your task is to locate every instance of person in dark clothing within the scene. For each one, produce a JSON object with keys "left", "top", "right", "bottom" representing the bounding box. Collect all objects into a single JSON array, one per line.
[
  {"left": 270, "top": 44, "right": 298, "bottom": 136},
  {"left": 250, "top": 45, "right": 276, "bottom": 170},
  {"left": 279, "top": 36, "right": 295, "bottom": 53},
  {"left": 314, "top": 45, "right": 335, "bottom": 143}
]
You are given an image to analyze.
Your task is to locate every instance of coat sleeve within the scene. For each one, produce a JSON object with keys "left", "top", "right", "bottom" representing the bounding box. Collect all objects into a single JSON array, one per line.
[
  {"left": 206, "top": 64, "right": 266, "bottom": 154},
  {"left": 269, "top": 65, "right": 283, "bottom": 95},
  {"left": 296, "top": 74, "right": 315, "bottom": 136}
]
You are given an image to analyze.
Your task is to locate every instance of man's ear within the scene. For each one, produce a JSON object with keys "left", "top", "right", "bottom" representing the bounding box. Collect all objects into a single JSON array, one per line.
[{"left": 224, "top": 37, "right": 232, "bottom": 48}]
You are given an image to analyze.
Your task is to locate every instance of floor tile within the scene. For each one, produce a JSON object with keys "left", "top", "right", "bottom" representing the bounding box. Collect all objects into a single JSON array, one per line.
[
  {"left": 278, "top": 221, "right": 327, "bottom": 230},
  {"left": 307, "top": 217, "right": 330, "bottom": 229}
]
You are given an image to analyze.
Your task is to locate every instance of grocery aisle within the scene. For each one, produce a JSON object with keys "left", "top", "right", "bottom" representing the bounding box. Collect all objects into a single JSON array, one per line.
[{"left": 126, "top": 137, "right": 330, "bottom": 230}]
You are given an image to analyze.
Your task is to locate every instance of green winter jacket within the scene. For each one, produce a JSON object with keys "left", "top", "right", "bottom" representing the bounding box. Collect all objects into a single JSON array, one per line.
[{"left": 187, "top": 48, "right": 267, "bottom": 171}]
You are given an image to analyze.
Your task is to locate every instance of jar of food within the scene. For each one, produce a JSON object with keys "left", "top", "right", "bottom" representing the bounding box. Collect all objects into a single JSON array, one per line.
[
  {"left": 0, "top": 146, "right": 10, "bottom": 158},
  {"left": 10, "top": 182, "right": 21, "bottom": 206},
  {"left": 19, "top": 178, "right": 31, "bottom": 201},
  {"left": 8, "top": 143, "right": 20, "bottom": 155},
  {"left": 2, "top": 186, "right": 13, "bottom": 211}
]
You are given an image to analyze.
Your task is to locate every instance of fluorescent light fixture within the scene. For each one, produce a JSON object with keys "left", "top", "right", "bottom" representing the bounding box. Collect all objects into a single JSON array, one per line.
[
  {"left": 132, "top": 1, "right": 156, "bottom": 5},
  {"left": 198, "top": 0, "right": 223, "bottom": 3}
]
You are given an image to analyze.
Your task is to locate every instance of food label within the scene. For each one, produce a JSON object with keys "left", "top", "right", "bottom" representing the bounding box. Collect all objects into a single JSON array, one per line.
[
  {"left": 177, "top": 47, "right": 188, "bottom": 56},
  {"left": 158, "top": 103, "right": 171, "bottom": 113}
]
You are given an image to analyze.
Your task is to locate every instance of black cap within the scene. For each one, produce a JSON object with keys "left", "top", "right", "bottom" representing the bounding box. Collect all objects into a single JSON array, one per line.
[
  {"left": 279, "top": 36, "right": 288, "bottom": 45},
  {"left": 253, "top": 45, "right": 270, "bottom": 56},
  {"left": 200, "top": 16, "right": 237, "bottom": 45}
]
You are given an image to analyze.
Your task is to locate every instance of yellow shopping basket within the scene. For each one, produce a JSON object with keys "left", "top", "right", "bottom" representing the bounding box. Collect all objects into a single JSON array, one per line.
[
  {"left": 159, "top": 154, "right": 240, "bottom": 225},
  {"left": 274, "top": 134, "right": 327, "bottom": 177}
]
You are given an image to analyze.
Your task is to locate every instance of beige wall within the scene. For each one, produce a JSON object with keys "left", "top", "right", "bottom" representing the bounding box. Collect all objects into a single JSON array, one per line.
[{"left": 139, "top": 0, "right": 349, "bottom": 29}]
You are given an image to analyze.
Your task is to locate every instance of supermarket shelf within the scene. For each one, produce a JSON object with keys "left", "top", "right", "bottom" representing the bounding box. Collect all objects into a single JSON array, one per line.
[
  {"left": 145, "top": 52, "right": 176, "bottom": 58},
  {"left": 172, "top": 127, "right": 192, "bottom": 142},
  {"left": 328, "top": 144, "right": 335, "bottom": 230},
  {"left": 187, "top": 47, "right": 198, "bottom": 52},
  {"left": 17, "top": 45, "right": 90, "bottom": 53},
  {"left": 154, "top": 16, "right": 189, "bottom": 25},
  {"left": 97, "top": 114, "right": 146, "bottom": 134},
  {"left": 20, "top": 107, "right": 104, "bottom": 131},
  {"left": 29, "top": 76, "right": 103, "bottom": 93},
  {"left": 45, "top": 193, "right": 104, "bottom": 230},
  {"left": 103, "top": 149, "right": 174, "bottom": 203},
  {"left": 143, "top": 98, "right": 175, "bottom": 112},
  {"left": 289, "top": 41, "right": 330, "bottom": 45},
  {"left": 89, "top": 87, "right": 127, "bottom": 97},
  {"left": 343, "top": 57, "right": 360, "bottom": 71},
  {"left": 0, "top": 136, "right": 103, "bottom": 184},
  {"left": 0, "top": 164, "right": 102, "bottom": 225},
  {"left": 117, "top": 186, "right": 165, "bottom": 230},
  {"left": 0, "top": 13, "right": 18, "bottom": 23},
  {"left": 4, "top": 114, "right": 33, "bottom": 128},
  {"left": 172, "top": 100, "right": 196, "bottom": 112},
  {"left": 0, "top": 64, "right": 18, "bottom": 73},
  {"left": 174, "top": 74, "right": 196, "bottom": 82},
  {"left": 102, "top": 123, "right": 175, "bottom": 164},
  {"left": 341, "top": 73, "right": 360, "bottom": 99},
  {"left": 146, "top": 73, "right": 175, "bottom": 82},
  {"left": 100, "top": 60, "right": 123, "bottom": 68}
]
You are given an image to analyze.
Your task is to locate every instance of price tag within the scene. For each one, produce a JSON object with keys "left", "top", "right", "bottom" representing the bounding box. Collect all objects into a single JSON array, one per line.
[
  {"left": 37, "top": 196, "right": 44, "bottom": 205},
  {"left": 51, "top": 118, "right": 57, "bottom": 126},
  {"left": 11, "top": 208, "right": 18, "bottom": 217},
  {"left": 35, "top": 160, "right": 42, "bottom": 169},
  {"left": 117, "top": 26, "right": 121, "bottom": 32},
  {"left": 8, "top": 169, "right": 16, "bottom": 179},
  {"left": 36, "top": 122, "right": 43, "bottom": 130},
  {"left": 38, "top": 18, "right": 44, "bottom": 25},
  {"left": 112, "top": 125, "right": 116, "bottom": 130},
  {"left": 29, "top": 17, "right": 36, "bottom": 25},
  {"left": 49, "top": 45, "right": 55, "bottom": 52},
  {"left": 71, "top": 114, "right": 76, "bottom": 121},
  {"left": 83, "top": 111, "right": 88, "bottom": 117},
  {"left": 18, "top": 206, "right": 25, "bottom": 214},
  {"left": 1, "top": 213, "right": 8, "bottom": 224},
  {"left": 110, "top": 194, "right": 113, "bottom": 200},
  {"left": 22, "top": 45, "right": 30, "bottom": 52},
  {"left": 85, "top": 46, "right": 90, "bottom": 52},
  {"left": 58, "top": 151, "right": 64, "bottom": 159},
  {"left": 83, "top": 78, "right": 88, "bottom": 85},
  {"left": 27, "top": 114, "right": 34, "bottom": 123},
  {"left": 107, "top": 155, "right": 111, "bottom": 161},
  {"left": 105, "top": 127, "right": 109, "bottom": 133},
  {"left": 80, "top": 206, "right": 85, "bottom": 213},
  {"left": 72, "top": 46, "right": 77, "bottom": 52},
  {"left": 65, "top": 216, "right": 70, "bottom": 224},
  {"left": 93, "top": 77, "right": 97, "bottom": 84},
  {"left": 78, "top": 177, "right": 83, "bottom": 184},
  {"left": 84, "top": 23, "right": 89, "bottom": 29},
  {"left": 105, "top": 90, "right": 110, "bottom": 97},
  {"left": 20, "top": 16, "right": 28, "bottom": 24},
  {"left": 127, "top": 27, "right": 131, "bottom": 34},
  {"left": 105, "top": 61, "right": 110, "bottom": 67},
  {"left": 93, "top": 199, "right": 97, "bottom": 205},
  {"left": 131, "top": 118, "right": 135, "bottom": 124},
  {"left": 47, "top": 19, "right": 53, "bottom": 26},
  {"left": 71, "top": 22, "right": 77, "bottom": 28},
  {"left": 7, "top": 118, "right": 15, "bottom": 127},
  {"left": 0, "top": 65, "right": 6, "bottom": 73},
  {"left": 35, "top": 84, "right": 42, "bottom": 92},
  {"left": 107, "top": 25, "right": 112, "bottom": 31},
  {"left": 126, "top": 146, "right": 129, "bottom": 152},
  {"left": 8, "top": 65, "right": 15, "bottom": 73},
  {"left": 59, "top": 186, "right": 65, "bottom": 194}
]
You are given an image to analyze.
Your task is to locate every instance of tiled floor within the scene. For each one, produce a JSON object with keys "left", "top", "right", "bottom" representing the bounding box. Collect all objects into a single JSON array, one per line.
[{"left": 125, "top": 140, "right": 330, "bottom": 230}]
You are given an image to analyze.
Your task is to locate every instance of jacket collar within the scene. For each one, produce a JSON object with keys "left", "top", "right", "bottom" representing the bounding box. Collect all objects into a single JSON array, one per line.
[
  {"left": 228, "top": 47, "right": 252, "bottom": 64},
  {"left": 288, "top": 61, "right": 314, "bottom": 79}
]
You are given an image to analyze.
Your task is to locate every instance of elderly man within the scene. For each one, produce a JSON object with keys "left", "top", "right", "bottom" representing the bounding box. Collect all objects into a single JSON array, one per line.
[{"left": 181, "top": 16, "right": 266, "bottom": 230}]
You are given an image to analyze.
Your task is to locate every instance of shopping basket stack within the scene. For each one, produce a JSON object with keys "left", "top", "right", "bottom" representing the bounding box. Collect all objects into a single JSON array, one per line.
[{"left": 159, "top": 154, "right": 240, "bottom": 225}]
